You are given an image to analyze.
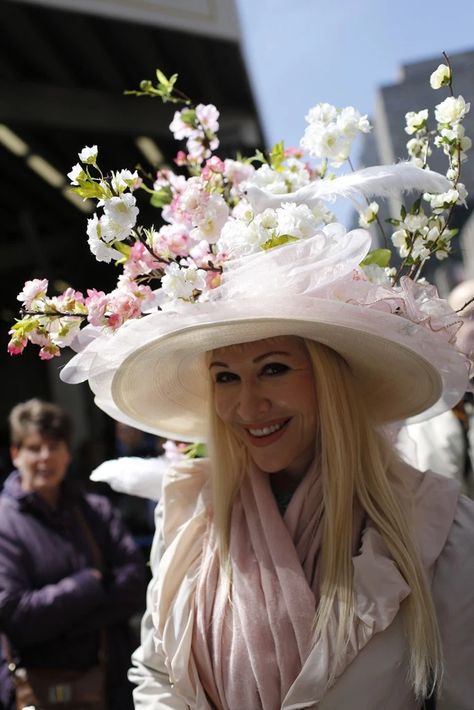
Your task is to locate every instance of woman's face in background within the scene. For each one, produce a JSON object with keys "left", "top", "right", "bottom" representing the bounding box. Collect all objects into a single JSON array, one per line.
[
  {"left": 210, "top": 336, "right": 318, "bottom": 481},
  {"left": 11, "top": 429, "right": 71, "bottom": 501}
]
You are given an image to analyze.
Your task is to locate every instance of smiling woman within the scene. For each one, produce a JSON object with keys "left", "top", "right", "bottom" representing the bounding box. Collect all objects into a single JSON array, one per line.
[
  {"left": 0, "top": 399, "right": 147, "bottom": 710},
  {"left": 49, "top": 225, "right": 474, "bottom": 709}
]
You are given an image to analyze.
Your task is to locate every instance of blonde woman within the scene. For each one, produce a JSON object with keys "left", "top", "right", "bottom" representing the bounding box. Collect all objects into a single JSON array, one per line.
[{"left": 62, "top": 232, "right": 474, "bottom": 709}]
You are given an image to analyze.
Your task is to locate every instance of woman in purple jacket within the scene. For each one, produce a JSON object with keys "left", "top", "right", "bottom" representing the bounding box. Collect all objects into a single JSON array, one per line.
[{"left": 0, "top": 399, "right": 147, "bottom": 709}]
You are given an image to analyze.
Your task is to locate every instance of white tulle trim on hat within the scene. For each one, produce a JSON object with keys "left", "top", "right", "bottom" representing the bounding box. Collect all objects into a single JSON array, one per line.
[{"left": 61, "top": 225, "right": 469, "bottom": 440}]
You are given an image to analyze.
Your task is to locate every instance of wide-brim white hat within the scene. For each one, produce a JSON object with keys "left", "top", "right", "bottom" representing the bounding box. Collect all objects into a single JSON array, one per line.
[{"left": 62, "top": 226, "right": 469, "bottom": 442}]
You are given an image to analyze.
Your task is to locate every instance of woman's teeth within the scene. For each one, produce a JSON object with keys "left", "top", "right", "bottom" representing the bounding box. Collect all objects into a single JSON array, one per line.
[{"left": 248, "top": 421, "right": 286, "bottom": 437}]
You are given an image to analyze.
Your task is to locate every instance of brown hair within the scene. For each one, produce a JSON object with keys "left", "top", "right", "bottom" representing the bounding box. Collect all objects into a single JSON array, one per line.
[{"left": 9, "top": 399, "right": 72, "bottom": 448}]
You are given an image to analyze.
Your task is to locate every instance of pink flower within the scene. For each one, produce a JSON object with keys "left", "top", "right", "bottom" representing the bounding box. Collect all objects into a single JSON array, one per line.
[
  {"left": 85, "top": 289, "right": 109, "bottom": 326},
  {"left": 153, "top": 224, "right": 192, "bottom": 258},
  {"left": 107, "top": 290, "right": 142, "bottom": 329},
  {"left": 53, "top": 288, "right": 85, "bottom": 313},
  {"left": 284, "top": 147, "right": 305, "bottom": 159},
  {"left": 7, "top": 337, "right": 27, "bottom": 356},
  {"left": 17, "top": 279, "right": 49, "bottom": 309},
  {"left": 202, "top": 156, "right": 225, "bottom": 180},
  {"left": 189, "top": 239, "right": 212, "bottom": 267},
  {"left": 174, "top": 151, "right": 188, "bottom": 167},
  {"left": 39, "top": 344, "right": 60, "bottom": 360},
  {"left": 223, "top": 159, "right": 255, "bottom": 187},
  {"left": 124, "top": 242, "right": 161, "bottom": 278},
  {"left": 206, "top": 270, "right": 222, "bottom": 290}
]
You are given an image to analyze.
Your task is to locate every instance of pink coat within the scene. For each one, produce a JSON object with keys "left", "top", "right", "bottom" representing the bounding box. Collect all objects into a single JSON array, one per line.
[{"left": 130, "top": 459, "right": 474, "bottom": 709}]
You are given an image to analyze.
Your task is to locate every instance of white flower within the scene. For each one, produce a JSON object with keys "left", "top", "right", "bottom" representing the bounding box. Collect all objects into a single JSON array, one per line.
[
  {"left": 67, "top": 163, "right": 86, "bottom": 185},
  {"left": 405, "top": 109, "right": 428, "bottom": 135},
  {"left": 78, "top": 145, "right": 98, "bottom": 164},
  {"left": 302, "top": 123, "right": 352, "bottom": 166},
  {"left": 87, "top": 217, "right": 123, "bottom": 263},
  {"left": 276, "top": 202, "right": 321, "bottom": 239},
  {"left": 337, "top": 106, "right": 371, "bottom": 137},
  {"left": 309, "top": 202, "right": 335, "bottom": 225},
  {"left": 161, "top": 262, "right": 206, "bottom": 300},
  {"left": 17, "top": 279, "right": 49, "bottom": 308},
  {"left": 301, "top": 102, "right": 369, "bottom": 167},
  {"left": 111, "top": 170, "right": 139, "bottom": 193},
  {"left": 456, "top": 183, "right": 468, "bottom": 206},
  {"left": 101, "top": 193, "right": 139, "bottom": 241},
  {"left": 305, "top": 103, "right": 338, "bottom": 126},
  {"left": 391, "top": 229, "right": 409, "bottom": 256},
  {"left": 362, "top": 264, "right": 393, "bottom": 285},
  {"left": 435, "top": 95, "right": 470, "bottom": 125},
  {"left": 169, "top": 111, "right": 194, "bottom": 140},
  {"left": 358, "top": 202, "right": 379, "bottom": 228},
  {"left": 251, "top": 164, "right": 288, "bottom": 194},
  {"left": 411, "top": 236, "right": 430, "bottom": 260},
  {"left": 283, "top": 158, "right": 312, "bottom": 191},
  {"left": 48, "top": 318, "right": 82, "bottom": 348},
  {"left": 223, "top": 159, "right": 255, "bottom": 186},
  {"left": 403, "top": 213, "right": 428, "bottom": 232},
  {"left": 216, "top": 218, "right": 267, "bottom": 258},
  {"left": 430, "top": 189, "right": 460, "bottom": 211},
  {"left": 232, "top": 199, "right": 254, "bottom": 222},
  {"left": 195, "top": 104, "right": 219, "bottom": 133},
  {"left": 430, "top": 64, "right": 451, "bottom": 90}
]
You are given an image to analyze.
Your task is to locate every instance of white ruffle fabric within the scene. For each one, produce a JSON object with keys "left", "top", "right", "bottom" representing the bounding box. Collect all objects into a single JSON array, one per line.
[{"left": 61, "top": 226, "right": 469, "bottom": 441}]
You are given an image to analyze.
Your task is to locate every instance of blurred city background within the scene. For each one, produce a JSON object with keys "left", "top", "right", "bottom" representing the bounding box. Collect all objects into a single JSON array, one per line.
[{"left": 0, "top": 0, "right": 473, "bottom": 524}]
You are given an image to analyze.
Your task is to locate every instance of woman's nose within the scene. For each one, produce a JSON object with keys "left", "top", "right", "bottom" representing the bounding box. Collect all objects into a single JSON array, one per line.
[
  {"left": 38, "top": 446, "right": 53, "bottom": 460},
  {"left": 237, "top": 382, "right": 271, "bottom": 420}
]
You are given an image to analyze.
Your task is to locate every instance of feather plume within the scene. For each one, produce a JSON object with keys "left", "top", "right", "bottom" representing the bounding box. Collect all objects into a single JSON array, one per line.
[{"left": 245, "top": 163, "right": 450, "bottom": 213}]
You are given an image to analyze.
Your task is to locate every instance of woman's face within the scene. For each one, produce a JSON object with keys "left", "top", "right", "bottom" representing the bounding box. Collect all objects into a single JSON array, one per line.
[
  {"left": 11, "top": 430, "right": 71, "bottom": 500},
  {"left": 210, "top": 336, "right": 318, "bottom": 480}
]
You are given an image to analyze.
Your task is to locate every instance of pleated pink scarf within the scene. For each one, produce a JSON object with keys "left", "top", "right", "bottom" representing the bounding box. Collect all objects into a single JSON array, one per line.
[{"left": 192, "top": 462, "right": 334, "bottom": 709}]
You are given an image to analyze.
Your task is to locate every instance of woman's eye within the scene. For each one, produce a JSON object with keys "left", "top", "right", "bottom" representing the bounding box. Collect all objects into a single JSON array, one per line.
[
  {"left": 215, "top": 371, "right": 239, "bottom": 384},
  {"left": 262, "top": 362, "right": 289, "bottom": 376}
]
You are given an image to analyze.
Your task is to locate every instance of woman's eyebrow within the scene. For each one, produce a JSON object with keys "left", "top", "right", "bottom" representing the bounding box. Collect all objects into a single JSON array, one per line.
[
  {"left": 209, "top": 350, "right": 292, "bottom": 369},
  {"left": 209, "top": 360, "right": 228, "bottom": 369},
  {"left": 254, "top": 350, "right": 291, "bottom": 363}
]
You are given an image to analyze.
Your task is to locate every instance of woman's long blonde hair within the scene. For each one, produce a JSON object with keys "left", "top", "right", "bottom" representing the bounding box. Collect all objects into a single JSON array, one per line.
[{"left": 206, "top": 337, "right": 442, "bottom": 699}]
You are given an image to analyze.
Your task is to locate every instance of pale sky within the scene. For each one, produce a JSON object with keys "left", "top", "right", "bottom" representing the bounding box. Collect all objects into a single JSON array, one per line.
[{"left": 236, "top": 0, "right": 474, "bottom": 150}]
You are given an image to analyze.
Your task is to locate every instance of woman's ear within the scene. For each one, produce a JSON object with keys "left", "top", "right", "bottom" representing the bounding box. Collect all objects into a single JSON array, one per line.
[{"left": 10, "top": 445, "right": 20, "bottom": 467}]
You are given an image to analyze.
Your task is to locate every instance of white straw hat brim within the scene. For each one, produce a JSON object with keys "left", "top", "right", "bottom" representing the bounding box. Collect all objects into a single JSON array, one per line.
[{"left": 99, "top": 296, "right": 466, "bottom": 442}]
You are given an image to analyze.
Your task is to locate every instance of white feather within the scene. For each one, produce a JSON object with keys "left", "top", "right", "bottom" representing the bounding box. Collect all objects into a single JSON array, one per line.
[
  {"left": 245, "top": 163, "right": 450, "bottom": 213},
  {"left": 90, "top": 455, "right": 166, "bottom": 500}
]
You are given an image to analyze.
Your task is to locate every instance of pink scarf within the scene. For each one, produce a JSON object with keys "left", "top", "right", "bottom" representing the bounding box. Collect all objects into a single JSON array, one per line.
[{"left": 192, "top": 463, "right": 341, "bottom": 709}]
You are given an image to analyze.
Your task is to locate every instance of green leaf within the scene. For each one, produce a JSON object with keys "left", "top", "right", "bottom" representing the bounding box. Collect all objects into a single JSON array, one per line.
[
  {"left": 269, "top": 140, "right": 285, "bottom": 169},
  {"left": 113, "top": 241, "right": 131, "bottom": 258},
  {"left": 180, "top": 109, "right": 196, "bottom": 126},
  {"left": 385, "top": 218, "right": 400, "bottom": 226},
  {"left": 150, "top": 186, "right": 173, "bottom": 208},
  {"left": 69, "top": 181, "right": 107, "bottom": 200},
  {"left": 400, "top": 205, "right": 407, "bottom": 220},
  {"left": 185, "top": 442, "right": 207, "bottom": 459},
  {"left": 261, "top": 234, "right": 299, "bottom": 251},
  {"left": 360, "top": 248, "right": 392, "bottom": 268},
  {"left": 156, "top": 68, "right": 169, "bottom": 85}
]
